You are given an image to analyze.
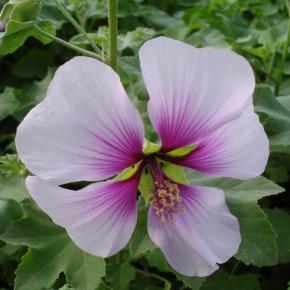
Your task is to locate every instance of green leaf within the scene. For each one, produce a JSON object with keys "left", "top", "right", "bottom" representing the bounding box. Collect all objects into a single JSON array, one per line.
[
  {"left": 201, "top": 269, "right": 261, "bottom": 290},
  {"left": 0, "top": 205, "right": 105, "bottom": 290},
  {"left": 129, "top": 199, "right": 156, "bottom": 257},
  {"left": 12, "top": 47, "right": 53, "bottom": 78},
  {"left": 0, "top": 175, "right": 28, "bottom": 202},
  {"left": 265, "top": 208, "right": 290, "bottom": 263},
  {"left": 175, "top": 273, "right": 205, "bottom": 290},
  {"left": 0, "top": 199, "right": 23, "bottom": 234},
  {"left": 10, "top": 0, "right": 42, "bottom": 22},
  {"left": 166, "top": 144, "right": 197, "bottom": 157},
  {"left": 0, "top": 20, "right": 55, "bottom": 56},
  {"left": 107, "top": 262, "right": 136, "bottom": 290},
  {"left": 146, "top": 248, "right": 170, "bottom": 272},
  {"left": 186, "top": 172, "right": 284, "bottom": 266},
  {"left": 0, "top": 88, "right": 20, "bottom": 121},
  {"left": 254, "top": 85, "right": 290, "bottom": 152}
]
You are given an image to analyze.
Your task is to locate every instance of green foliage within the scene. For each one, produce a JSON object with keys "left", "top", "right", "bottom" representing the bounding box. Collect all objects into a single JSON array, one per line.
[
  {"left": 0, "top": 0, "right": 290, "bottom": 289},
  {"left": 186, "top": 172, "right": 284, "bottom": 266},
  {"left": 0, "top": 202, "right": 106, "bottom": 290},
  {"left": 265, "top": 208, "right": 290, "bottom": 263},
  {"left": 201, "top": 270, "right": 261, "bottom": 290},
  {"left": 107, "top": 262, "right": 136, "bottom": 290}
]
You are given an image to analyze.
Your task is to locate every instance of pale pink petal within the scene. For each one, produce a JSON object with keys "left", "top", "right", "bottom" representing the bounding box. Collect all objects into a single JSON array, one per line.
[
  {"left": 139, "top": 37, "right": 255, "bottom": 150},
  {"left": 26, "top": 175, "right": 139, "bottom": 257},
  {"left": 174, "top": 106, "right": 269, "bottom": 179},
  {"left": 147, "top": 184, "right": 240, "bottom": 276},
  {"left": 16, "top": 57, "right": 144, "bottom": 185}
]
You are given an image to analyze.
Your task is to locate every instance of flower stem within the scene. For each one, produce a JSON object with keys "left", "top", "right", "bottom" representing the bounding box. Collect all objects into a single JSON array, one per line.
[
  {"left": 34, "top": 25, "right": 105, "bottom": 61},
  {"left": 136, "top": 268, "right": 172, "bottom": 290},
  {"left": 275, "top": 1, "right": 290, "bottom": 95},
  {"left": 54, "top": 0, "right": 102, "bottom": 54},
  {"left": 108, "top": 0, "right": 118, "bottom": 71}
]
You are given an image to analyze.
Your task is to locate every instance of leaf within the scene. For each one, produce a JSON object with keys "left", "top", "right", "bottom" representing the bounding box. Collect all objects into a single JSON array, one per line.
[
  {"left": 0, "top": 175, "right": 28, "bottom": 202},
  {"left": 265, "top": 208, "right": 290, "bottom": 263},
  {"left": 12, "top": 48, "right": 53, "bottom": 78},
  {"left": 0, "top": 204, "right": 105, "bottom": 290},
  {"left": 175, "top": 273, "right": 205, "bottom": 290},
  {"left": 146, "top": 248, "right": 170, "bottom": 272},
  {"left": 0, "top": 87, "right": 20, "bottom": 121},
  {"left": 166, "top": 144, "right": 197, "bottom": 157},
  {"left": 186, "top": 172, "right": 284, "bottom": 266},
  {"left": 0, "top": 20, "right": 55, "bottom": 56},
  {"left": 201, "top": 269, "right": 261, "bottom": 290},
  {"left": 106, "top": 262, "right": 136, "bottom": 290},
  {"left": 254, "top": 85, "right": 290, "bottom": 151},
  {"left": 10, "top": 0, "right": 42, "bottom": 22},
  {"left": 129, "top": 199, "right": 156, "bottom": 257},
  {"left": 0, "top": 199, "right": 23, "bottom": 234}
]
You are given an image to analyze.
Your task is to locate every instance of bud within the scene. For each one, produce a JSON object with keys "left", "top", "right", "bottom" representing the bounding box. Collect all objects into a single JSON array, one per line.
[{"left": 0, "top": 21, "right": 6, "bottom": 32}]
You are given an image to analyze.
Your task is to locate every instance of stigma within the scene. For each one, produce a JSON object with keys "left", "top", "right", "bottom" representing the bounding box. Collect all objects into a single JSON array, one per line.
[{"left": 150, "top": 179, "right": 184, "bottom": 223}]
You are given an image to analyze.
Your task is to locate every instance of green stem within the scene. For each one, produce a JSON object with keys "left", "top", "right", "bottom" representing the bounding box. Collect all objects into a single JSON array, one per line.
[
  {"left": 136, "top": 269, "right": 172, "bottom": 290},
  {"left": 267, "top": 50, "right": 276, "bottom": 77},
  {"left": 54, "top": 0, "right": 101, "bottom": 54},
  {"left": 35, "top": 25, "right": 106, "bottom": 61},
  {"left": 275, "top": 1, "right": 290, "bottom": 95},
  {"left": 108, "top": 0, "right": 118, "bottom": 70},
  {"left": 230, "top": 260, "right": 240, "bottom": 275}
]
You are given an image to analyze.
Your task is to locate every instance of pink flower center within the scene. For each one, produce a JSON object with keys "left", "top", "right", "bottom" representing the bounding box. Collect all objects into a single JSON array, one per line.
[{"left": 148, "top": 157, "right": 184, "bottom": 223}]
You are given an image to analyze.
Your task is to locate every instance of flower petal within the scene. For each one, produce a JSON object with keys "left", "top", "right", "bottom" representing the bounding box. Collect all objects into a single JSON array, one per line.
[
  {"left": 26, "top": 175, "right": 139, "bottom": 257},
  {"left": 139, "top": 37, "right": 255, "bottom": 151},
  {"left": 147, "top": 184, "right": 240, "bottom": 276},
  {"left": 16, "top": 57, "right": 144, "bottom": 185},
  {"left": 174, "top": 106, "right": 269, "bottom": 179}
]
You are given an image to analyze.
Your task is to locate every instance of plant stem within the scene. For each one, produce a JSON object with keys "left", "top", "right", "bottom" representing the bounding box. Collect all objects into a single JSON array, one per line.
[
  {"left": 136, "top": 268, "right": 172, "bottom": 290},
  {"left": 35, "top": 25, "right": 106, "bottom": 61},
  {"left": 230, "top": 260, "right": 240, "bottom": 275},
  {"left": 108, "top": 0, "right": 118, "bottom": 71},
  {"left": 275, "top": 1, "right": 290, "bottom": 95},
  {"left": 54, "top": 0, "right": 101, "bottom": 54}
]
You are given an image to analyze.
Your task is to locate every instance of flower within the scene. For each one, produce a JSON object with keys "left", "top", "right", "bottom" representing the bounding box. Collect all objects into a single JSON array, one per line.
[{"left": 15, "top": 37, "right": 269, "bottom": 277}]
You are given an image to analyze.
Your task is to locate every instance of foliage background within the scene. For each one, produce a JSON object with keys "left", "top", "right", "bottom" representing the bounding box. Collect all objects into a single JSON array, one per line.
[{"left": 0, "top": 0, "right": 290, "bottom": 289}]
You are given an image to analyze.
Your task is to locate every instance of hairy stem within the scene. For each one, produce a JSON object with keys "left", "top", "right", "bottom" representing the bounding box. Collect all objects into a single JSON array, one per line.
[
  {"left": 54, "top": 0, "right": 101, "bottom": 54},
  {"left": 108, "top": 0, "right": 118, "bottom": 70},
  {"left": 35, "top": 25, "right": 105, "bottom": 61}
]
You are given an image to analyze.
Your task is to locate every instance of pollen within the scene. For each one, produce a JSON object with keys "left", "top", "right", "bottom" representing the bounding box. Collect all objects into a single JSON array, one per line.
[{"left": 150, "top": 179, "right": 184, "bottom": 223}]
